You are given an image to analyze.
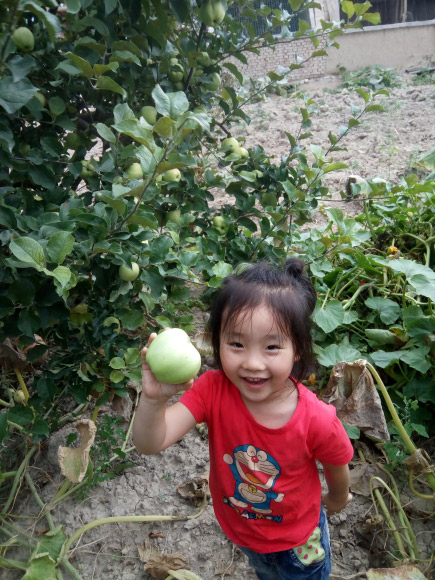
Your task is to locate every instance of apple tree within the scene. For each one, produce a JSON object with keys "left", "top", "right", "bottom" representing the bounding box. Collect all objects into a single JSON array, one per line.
[{"left": 0, "top": 0, "right": 380, "bottom": 440}]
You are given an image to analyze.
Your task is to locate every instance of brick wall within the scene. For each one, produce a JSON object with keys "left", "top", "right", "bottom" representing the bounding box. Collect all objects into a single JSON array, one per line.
[{"left": 226, "top": 36, "right": 329, "bottom": 82}]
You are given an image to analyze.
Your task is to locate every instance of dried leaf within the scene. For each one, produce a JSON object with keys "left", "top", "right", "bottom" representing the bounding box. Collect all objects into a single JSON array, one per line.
[
  {"left": 323, "top": 360, "right": 389, "bottom": 441},
  {"left": 167, "top": 570, "right": 205, "bottom": 580},
  {"left": 58, "top": 419, "right": 96, "bottom": 483},
  {"left": 403, "top": 448, "right": 432, "bottom": 474},
  {"left": 367, "top": 565, "right": 428, "bottom": 580},
  {"left": 144, "top": 554, "right": 189, "bottom": 580},
  {"left": 349, "top": 463, "right": 387, "bottom": 497},
  {"left": 177, "top": 475, "right": 209, "bottom": 506},
  {"left": 0, "top": 338, "right": 27, "bottom": 370},
  {"left": 138, "top": 540, "right": 160, "bottom": 563}
]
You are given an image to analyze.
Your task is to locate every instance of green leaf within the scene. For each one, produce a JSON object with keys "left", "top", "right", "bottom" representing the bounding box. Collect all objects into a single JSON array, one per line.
[
  {"left": 65, "top": 0, "right": 81, "bottom": 14},
  {"left": 112, "top": 119, "right": 154, "bottom": 146},
  {"left": 110, "top": 370, "right": 125, "bottom": 383},
  {"left": 31, "top": 417, "right": 50, "bottom": 436},
  {"left": 64, "top": 53, "right": 93, "bottom": 78},
  {"left": 96, "top": 123, "right": 117, "bottom": 143},
  {"left": 365, "top": 297, "right": 400, "bottom": 325},
  {"left": 342, "top": 422, "right": 360, "bottom": 439},
  {"left": 403, "top": 378, "right": 435, "bottom": 404},
  {"left": 223, "top": 62, "right": 244, "bottom": 85},
  {"left": 48, "top": 97, "right": 66, "bottom": 116},
  {"left": 341, "top": 1, "right": 355, "bottom": 18},
  {"left": 362, "top": 12, "right": 381, "bottom": 25},
  {"left": 315, "top": 343, "right": 362, "bottom": 367},
  {"left": 369, "top": 350, "right": 401, "bottom": 369},
  {"left": 0, "top": 77, "right": 37, "bottom": 114},
  {"left": 34, "top": 526, "right": 67, "bottom": 561},
  {"left": 22, "top": 552, "right": 56, "bottom": 580},
  {"left": 121, "top": 309, "right": 144, "bottom": 330},
  {"left": 9, "top": 237, "right": 46, "bottom": 270},
  {"left": 152, "top": 85, "right": 189, "bottom": 119},
  {"left": 7, "top": 54, "right": 36, "bottom": 82},
  {"left": 213, "top": 261, "right": 233, "bottom": 278},
  {"left": 8, "top": 406, "right": 34, "bottom": 426},
  {"left": 24, "top": 0, "right": 62, "bottom": 42},
  {"left": 46, "top": 231, "right": 74, "bottom": 264},
  {"left": 0, "top": 413, "right": 8, "bottom": 443},
  {"left": 313, "top": 300, "right": 344, "bottom": 333},
  {"left": 365, "top": 329, "right": 397, "bottom": 346},
  {"left": 152, "top": 84, "right": 171, "bottom": 117},
  {"left": 417, "top": 147, "right": 435, "bottom": 171},
  {"left": 170, "top": 0, "right": 190, "bottom": 22},
  {"left": 401, "top": 347, "right": 431, "bottom": 374},
  {"left": 288, "top": 0, "right": 305, "bottom": 10},
  {"left": 96, "top": 76, "right": 127, "bottom": 98},
  {"left": 110, "top": 357, "right": 126, "bottom": 369}
]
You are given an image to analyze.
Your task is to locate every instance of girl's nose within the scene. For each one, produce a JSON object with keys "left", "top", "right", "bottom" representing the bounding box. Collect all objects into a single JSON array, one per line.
[{"left": 241, "top": 352, "right": 266, "bottom": 371}]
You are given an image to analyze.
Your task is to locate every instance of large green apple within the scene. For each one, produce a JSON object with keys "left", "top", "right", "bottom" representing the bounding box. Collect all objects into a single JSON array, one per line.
[
  {"left": 146, "top": 328, "right": 201, "bottom": 384},
  {"left": 140, "top": 105, "right": 157, "bottom": 125},
  {"left": 126, "top": 162, "right": 143, "bottom": 180},
  {"left": 119, "top": 262, "right": 140, "bottom": 282},
  {"left": 12, "top": 27, "right": 35, "bottom": 52},
  {"left": 162, "top": 168, "right": 181, "bottom": 182}
]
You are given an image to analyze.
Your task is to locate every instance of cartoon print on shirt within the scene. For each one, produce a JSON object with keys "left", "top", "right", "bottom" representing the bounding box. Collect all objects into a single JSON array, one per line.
[{"left": 223, "top": 444, "right": 284, "bottom": 522}]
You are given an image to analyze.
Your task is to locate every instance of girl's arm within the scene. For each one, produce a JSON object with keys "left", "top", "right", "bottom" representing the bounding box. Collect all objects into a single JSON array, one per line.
[
  {"left": 321, "top": 463, "right": 352, "bottom": 516},
  {"left": 132, "top": 340, "right": 197, "bottom": 455}
]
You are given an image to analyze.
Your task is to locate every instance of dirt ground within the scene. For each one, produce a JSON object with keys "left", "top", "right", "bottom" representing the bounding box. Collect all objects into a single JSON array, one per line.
[{"left": 4, "top": 73, "right": 435, "bottom": 580}]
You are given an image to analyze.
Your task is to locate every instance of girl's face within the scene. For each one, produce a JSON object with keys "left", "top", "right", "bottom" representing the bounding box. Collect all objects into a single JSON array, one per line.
[{"left": 219, "top": 303, "right": 297, "bottom": 406}]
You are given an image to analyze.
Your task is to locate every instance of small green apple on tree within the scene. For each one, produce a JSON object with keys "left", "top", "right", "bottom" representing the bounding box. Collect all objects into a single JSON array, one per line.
[
  {"left": 140, "top": 105, "right": 157, "bottom": 125},
  {"left": 213, "top": 215, "right": 227, "bottom": 235},
  {"left": 126, "top": 162, "right": 143, "bottom": 180},
  {"left": 166, "top": 208, "right": 182, "bottom": 224},
  {"left": 162, "top": 168, "right": 181, "bottom": 182},
  {"left": 146, "top": 328, "right": 201, "bottom": 384},
  {"left": 199, "top": 0, "right": 227, "bottom": 27},
  {"left": 119, "top": 262, "right": 140, "bottom": 282},
  {"left": 12, "top": 27, "right": 35, "bottom": 52},
  {"left": 203, "top": 72, "right": 221, "bottom": 92}
]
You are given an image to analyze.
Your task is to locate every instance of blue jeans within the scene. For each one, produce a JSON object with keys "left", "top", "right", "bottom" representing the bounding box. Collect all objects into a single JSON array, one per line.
[{"left": 238, "top": 508, "right": 331, "bottom": 580}]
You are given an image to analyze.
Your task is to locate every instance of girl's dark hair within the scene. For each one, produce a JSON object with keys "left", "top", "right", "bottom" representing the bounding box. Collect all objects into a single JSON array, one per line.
[{"left": 207, "top": 258, "right": 317, "bottom": 382}]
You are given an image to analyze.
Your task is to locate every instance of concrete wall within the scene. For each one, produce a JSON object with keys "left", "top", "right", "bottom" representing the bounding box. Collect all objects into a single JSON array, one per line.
[
  {"left": 324, "top": 20, "right": 435, "bottom": 75},
  {"left": 228, "top": 20, "right": 435, "bottom": 81}
]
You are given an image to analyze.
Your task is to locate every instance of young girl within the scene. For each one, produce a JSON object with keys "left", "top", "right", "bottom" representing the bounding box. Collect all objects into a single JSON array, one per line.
[{"left": 133, "top": 258, "right": 353, "bottom": 580}]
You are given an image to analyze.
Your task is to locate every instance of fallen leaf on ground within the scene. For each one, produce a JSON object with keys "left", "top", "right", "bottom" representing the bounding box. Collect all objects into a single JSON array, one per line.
[{"left": 349, "top": 463, "right": 388, "bottom": 497}]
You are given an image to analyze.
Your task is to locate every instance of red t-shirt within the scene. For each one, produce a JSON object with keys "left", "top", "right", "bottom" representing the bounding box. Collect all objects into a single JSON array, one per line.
[{"left": 180, "top": 370, "right": 354, "bottom": 553}]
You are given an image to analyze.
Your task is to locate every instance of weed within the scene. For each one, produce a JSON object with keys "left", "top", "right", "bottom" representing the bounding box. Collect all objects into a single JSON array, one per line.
[
  {"left": 79, "top": 415, "right": 134, "bottom": 494},
  {"left": 412, "top": 69, "right": 435, "bottom": 86},
  {"left": 338, "top": 65, "right": 402, "bottom": 91}
]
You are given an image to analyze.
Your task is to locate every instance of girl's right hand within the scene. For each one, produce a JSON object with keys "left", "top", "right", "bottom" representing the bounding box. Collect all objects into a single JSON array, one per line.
[{"left": 140, "top": 333, "right": 194, "bottom": 401}]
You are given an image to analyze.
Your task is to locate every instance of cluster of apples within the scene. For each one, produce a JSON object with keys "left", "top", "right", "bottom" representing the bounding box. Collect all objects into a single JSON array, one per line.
[{"left": 221, "top": 137, "right": 248, "bottom": 161}]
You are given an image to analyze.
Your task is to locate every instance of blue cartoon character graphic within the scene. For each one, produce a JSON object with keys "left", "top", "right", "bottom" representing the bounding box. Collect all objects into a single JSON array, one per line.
[{"left": 223, "top": 444, "right": 284, "bottom": 517}]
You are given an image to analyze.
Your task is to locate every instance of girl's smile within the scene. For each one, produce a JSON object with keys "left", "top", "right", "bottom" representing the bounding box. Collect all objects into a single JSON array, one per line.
[{"left": 220, "top": 304, "right": 298, "bottom": 408}]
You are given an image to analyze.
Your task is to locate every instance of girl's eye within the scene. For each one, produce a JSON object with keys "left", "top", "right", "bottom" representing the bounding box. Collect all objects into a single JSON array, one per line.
[
  {"left": 230, "top": 342, "right": 243, "bottom": 349},
  {"left": 266, "top": 345, "right": 280, "bottom": 351}
]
